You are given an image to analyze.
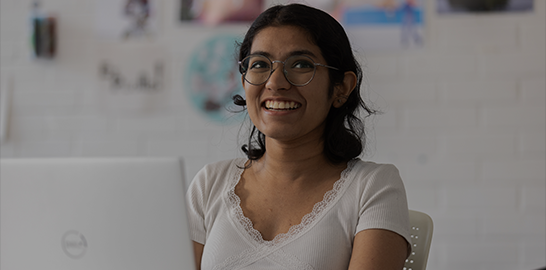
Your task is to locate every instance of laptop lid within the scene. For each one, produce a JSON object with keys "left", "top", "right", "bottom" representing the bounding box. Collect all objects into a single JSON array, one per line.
[{"left": 0, "top": 157, "right": 195, "bottom": 270}]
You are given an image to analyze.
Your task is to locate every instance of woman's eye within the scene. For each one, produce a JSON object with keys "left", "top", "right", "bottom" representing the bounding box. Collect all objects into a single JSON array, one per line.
[
  {"left": 292, "top": 60, "right": 314, "bottom": 69},
  {"left": 250, "top": 61, "right": 269, "bottom": 70}
]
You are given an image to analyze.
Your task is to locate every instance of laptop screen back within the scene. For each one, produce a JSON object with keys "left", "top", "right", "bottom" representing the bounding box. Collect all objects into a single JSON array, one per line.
[{"left": 1, "top": 157, "right": 195, "bottom": 270}]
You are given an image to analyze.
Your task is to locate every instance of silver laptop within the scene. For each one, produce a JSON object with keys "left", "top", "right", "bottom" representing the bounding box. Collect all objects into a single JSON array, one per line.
[{"left": 0, "top": 157, "right": 195, "bottom": 270}]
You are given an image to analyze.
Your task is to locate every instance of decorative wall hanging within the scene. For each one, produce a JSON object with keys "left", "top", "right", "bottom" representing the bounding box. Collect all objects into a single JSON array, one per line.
[
  {"left": 96, "top": 0, "right": 158, "bottom": 40},
  {"left": 95, "top": 43, "right": 170, "bottom": 115},
  {"left": 278, "top": 0, "right": 425, "bottom": 50},
  {"left": 179, "top": 0, "right": 264, "bottom": 25},
  {"left": 184, "top": 34, "right": 244, "bottom": 123}
]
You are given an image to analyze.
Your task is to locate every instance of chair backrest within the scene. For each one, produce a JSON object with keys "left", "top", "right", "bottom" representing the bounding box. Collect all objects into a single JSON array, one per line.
[{"left": 404, "top": 210, "right": 433, "bottom": 270}]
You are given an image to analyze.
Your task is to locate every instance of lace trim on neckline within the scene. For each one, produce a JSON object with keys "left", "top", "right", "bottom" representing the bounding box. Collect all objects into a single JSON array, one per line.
[{"left": 227, "top": 159, "right": 357, "bottom": 247}]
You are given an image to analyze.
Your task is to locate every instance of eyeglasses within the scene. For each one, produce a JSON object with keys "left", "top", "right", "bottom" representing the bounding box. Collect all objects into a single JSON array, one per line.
[{"left": 238, "top": 54, "right": 339, "bottom": 87}]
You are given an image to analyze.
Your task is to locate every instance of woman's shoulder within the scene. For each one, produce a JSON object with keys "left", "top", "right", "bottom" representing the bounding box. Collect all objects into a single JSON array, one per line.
[
  {"left": 350, "top": 159, "right": 400, "bottom": 176},
  {"left": 199, "top": 158, "right": 246, "bottom": 174},
  {"left": 188, "top": 158, "right": 245, "bottom": 193},
  {"left": 347, "top": 159, "right": 403, "bottom": 188}
]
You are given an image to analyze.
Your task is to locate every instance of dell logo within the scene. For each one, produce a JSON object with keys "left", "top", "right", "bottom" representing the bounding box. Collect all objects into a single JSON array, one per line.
[{"left": 61, "top": 230, "right": 87, "bottom": 259}]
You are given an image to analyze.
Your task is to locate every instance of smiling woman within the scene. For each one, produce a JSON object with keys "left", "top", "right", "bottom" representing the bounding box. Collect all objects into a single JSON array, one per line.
[
  {"left": 239, "top": 25, "right": 343, "bottom": 152},
  {"left": 186, "top": 4, "right": 412, "bottom": 270},
  {"left": 233, "top": 4, "right": 376, "bottom": 163}
]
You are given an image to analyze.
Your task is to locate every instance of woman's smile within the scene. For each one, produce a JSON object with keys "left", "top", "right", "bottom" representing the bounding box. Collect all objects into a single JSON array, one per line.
[{"left": 263, "top": 100, "right": 302, "bottom": 111}]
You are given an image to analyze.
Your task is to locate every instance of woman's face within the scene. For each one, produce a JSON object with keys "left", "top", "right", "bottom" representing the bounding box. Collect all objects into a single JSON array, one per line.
[{"left": 243, "top": 25, "right": 336, "bottom": 144}]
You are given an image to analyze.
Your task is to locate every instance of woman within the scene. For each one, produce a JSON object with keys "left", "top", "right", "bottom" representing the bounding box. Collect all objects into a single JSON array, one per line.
[{"left": 186, "top": 4, "right": 411, "bottom": 269}]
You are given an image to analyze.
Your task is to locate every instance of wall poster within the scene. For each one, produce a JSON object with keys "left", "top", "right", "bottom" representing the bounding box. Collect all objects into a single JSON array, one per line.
[
  {"left": 96, "top": 0, "right": 158, "bottom": 40},
  {"left": 179, "top": 0, "right": 264, "bottom": 25},
  {"left": 316, "top": 0, "right": 425, "bottom": 50}
]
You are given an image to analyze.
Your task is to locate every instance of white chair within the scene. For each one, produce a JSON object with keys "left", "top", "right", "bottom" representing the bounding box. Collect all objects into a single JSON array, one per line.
[{"left": 404, "top": 210, "right": 433, "bottom": 270}]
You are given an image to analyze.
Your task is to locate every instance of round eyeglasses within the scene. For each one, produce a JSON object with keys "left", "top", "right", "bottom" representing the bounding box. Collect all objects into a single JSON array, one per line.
[{"left": 238, "top": 54, "right": 339, "bottom": 87}]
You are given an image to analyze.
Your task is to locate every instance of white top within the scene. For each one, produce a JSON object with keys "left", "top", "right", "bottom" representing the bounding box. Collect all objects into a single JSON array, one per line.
[{"left": 186, "top": 158, "right": 411, "bottom": 270}]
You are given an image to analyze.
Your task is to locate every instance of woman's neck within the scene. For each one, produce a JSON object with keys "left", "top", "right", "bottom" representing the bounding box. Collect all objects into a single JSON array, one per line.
[{"left": 249, "top": 136, "right": 343, "bottom": 187}]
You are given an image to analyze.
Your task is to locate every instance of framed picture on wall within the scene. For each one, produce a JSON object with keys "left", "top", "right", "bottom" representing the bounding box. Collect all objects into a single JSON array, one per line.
[
  {"left": 179, "top": 0, "right": 264, "bottom": 25},
  {"left": 305, "top": 0, "right": 425, "bottom": 50},
  {"left": 437, "top": 0, "right": 533, "bottom": 13},
  {"left": 96, "top": 0, "right": 159, "bottom": 40}
]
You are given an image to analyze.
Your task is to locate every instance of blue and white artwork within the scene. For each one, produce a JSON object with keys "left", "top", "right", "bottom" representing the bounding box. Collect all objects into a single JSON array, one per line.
[
  {"left": 184, "top": 35, "right": 245, "bottom": 123},
  {"left": 290, "top": 0, "right": 425, "bottom": 50},
  {"left": 341, "top": 0, "right": 423, "bottom": 49}
]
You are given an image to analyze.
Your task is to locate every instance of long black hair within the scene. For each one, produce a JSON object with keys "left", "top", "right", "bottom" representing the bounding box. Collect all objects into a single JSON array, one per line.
[{"left": 233, "top": 3, "right": 376, "bottom": 164}]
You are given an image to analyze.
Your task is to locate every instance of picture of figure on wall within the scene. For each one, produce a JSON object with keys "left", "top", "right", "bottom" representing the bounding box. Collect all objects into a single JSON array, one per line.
[
  {"left": 122, "top": 0, "right": 152, "bottom": 39},
  {"left": 311, "top": 0, "right": 425, "bottom": 50},
  {"left": 96, "top": 0, "right": 158, "bottom": 40}
]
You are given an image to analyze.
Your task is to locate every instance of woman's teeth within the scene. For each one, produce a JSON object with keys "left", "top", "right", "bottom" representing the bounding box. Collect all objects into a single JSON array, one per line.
[{"left": 265, "top": 100, "right": 301, "bottom": 110}]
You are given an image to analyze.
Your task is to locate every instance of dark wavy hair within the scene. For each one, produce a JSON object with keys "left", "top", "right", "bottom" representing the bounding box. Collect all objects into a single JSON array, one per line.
[{"left": 233, "top": 3, "right": 376, "bottom": 164}]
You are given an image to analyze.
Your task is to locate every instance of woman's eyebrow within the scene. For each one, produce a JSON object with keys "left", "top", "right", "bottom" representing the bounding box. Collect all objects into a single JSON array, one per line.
[
  {"left": 288, "top": 50, "right": 317, "bottom": 58},
  {"left": 249, "top": 50, "right": 318, "bottom": 59},
  {"left": 249, "top": 50, "right": 271, "bottom": 58}
]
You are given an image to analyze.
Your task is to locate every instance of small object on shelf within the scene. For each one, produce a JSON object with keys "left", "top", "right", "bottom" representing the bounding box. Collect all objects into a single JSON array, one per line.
[{"left": 30, "top": 0, "right": 56, "bottom": 59}]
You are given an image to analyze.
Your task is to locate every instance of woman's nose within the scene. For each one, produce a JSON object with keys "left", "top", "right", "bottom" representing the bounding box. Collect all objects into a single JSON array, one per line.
[{"left": 265, "top": 63, "right": 291, "bottom": 91}]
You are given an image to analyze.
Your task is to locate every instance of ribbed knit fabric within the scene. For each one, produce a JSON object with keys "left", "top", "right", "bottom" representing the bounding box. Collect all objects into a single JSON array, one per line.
[{"left": 186, "top": 158, "right": 411, "bottom": 270}]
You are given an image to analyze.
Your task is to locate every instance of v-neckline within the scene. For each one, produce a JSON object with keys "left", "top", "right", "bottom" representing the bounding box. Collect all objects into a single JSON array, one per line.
[{"left": 226, "top": 158, "right": 356, "bottom": 247}]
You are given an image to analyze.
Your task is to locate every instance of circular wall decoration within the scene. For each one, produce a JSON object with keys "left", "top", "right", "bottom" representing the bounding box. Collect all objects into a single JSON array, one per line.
[{"left": 185, "top": 34, "right": 245, "bottom": 123}]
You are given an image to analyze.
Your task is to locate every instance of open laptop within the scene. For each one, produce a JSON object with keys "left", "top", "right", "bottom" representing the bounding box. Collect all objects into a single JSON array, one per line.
[{"left": 0, "top": 157, "right": 195, "bottom": 270}]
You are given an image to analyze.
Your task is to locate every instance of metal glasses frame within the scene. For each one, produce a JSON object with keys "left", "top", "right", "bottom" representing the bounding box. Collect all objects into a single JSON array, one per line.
[{"left": 238, "top": 54, "right": 340, "bottom": 87}]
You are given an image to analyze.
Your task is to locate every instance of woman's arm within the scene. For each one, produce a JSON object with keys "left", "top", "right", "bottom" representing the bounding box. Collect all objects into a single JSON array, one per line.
[
  {"left": 192, "top": 241, "right": 204, "bottom": 270},
  {"left": 348, "top": 229, "right": 408, "bottom": 270}
]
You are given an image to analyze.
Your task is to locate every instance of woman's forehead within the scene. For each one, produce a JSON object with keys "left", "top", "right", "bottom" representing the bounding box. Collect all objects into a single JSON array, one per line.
[{"left": 249, "top": 26, "right": 323, "bottom": 60}]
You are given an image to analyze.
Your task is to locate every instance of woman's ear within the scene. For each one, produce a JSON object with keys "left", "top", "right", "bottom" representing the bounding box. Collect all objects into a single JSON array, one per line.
[{"left": 333, "top": 71, "right": 357, "bottom": 108}]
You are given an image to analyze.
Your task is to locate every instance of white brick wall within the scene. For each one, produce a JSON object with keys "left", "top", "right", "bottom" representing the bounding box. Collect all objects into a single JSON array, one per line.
[{"left": 1, "top": 0, "right": 545, "bottom": 269}]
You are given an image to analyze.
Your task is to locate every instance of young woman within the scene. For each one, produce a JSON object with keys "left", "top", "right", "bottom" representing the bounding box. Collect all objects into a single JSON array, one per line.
[{"left": 186, "top": 4, "right": 411, "bottom": 269}]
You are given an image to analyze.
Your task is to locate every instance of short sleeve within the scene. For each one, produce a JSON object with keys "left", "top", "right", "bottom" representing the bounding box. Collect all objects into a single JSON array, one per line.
[
  {"left": 185, "top": 166, "right": 209, "bottom": 245},
  {"left": 355, "top": 164, "right": 412, "bottom": 251}
]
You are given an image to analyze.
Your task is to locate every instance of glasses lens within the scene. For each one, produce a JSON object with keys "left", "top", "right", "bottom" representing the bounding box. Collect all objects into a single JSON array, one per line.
[
  {"left": 242, "top": 55, "right": 271, "bottom": 85},
  {"left": 285, "top": 55, "right": 316, "bottom": 86}
]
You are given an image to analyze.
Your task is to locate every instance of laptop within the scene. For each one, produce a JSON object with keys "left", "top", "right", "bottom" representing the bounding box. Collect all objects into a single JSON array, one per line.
[{"left": 0, "top": 157, "right": 195, "bottom": 270}]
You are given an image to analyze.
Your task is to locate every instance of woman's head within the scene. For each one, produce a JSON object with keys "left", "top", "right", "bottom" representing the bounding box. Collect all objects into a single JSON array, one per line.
[
  {"left": 235, "top": 3, "right": 376, "bottom": 164},
  {"left": 238, "top": 4, "right": 356, "bottom": 95}
]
